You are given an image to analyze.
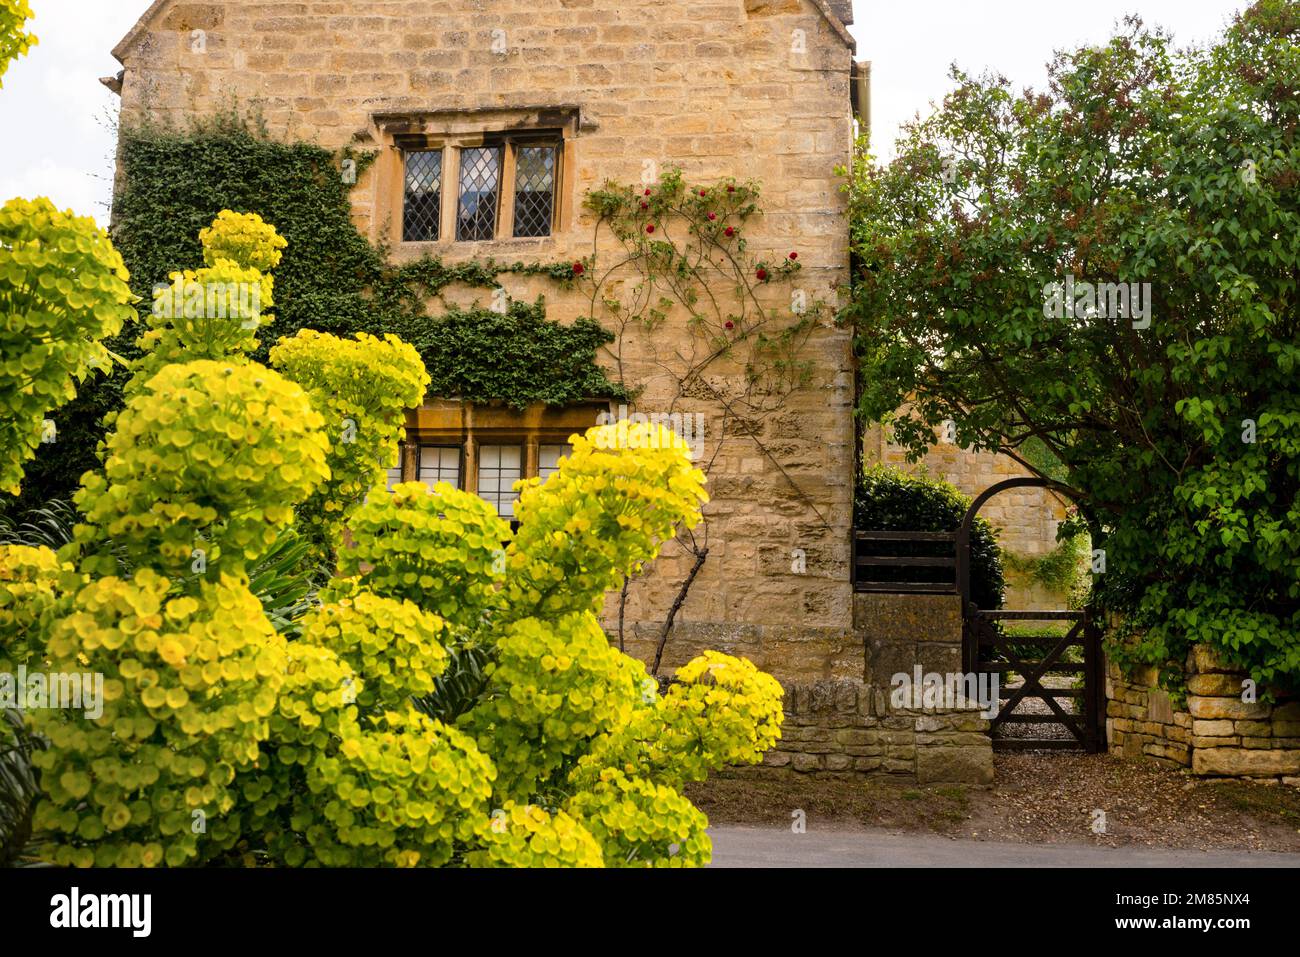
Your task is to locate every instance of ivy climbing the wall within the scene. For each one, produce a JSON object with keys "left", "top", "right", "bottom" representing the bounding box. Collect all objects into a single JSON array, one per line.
[
  {"left": 4, "top": 111, "right": 624, "bottom": 512},
  {"left": 413, "top": 301, "right": 627, "bottom": 410}
]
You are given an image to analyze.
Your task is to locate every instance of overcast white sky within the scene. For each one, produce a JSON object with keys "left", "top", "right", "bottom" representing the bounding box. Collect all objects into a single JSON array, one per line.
[{"left": 0, "top": 1, "right": 1251, "bottom": 226}]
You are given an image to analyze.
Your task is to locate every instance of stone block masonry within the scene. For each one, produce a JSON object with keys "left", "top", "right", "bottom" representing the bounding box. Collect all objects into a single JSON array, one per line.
[
  {"left": 739, "top": 592, "right": 993, "bottom": 784},
  {"left": 763, "top": 678, "right": 993, "bottom": 784},
  {"left": 1108, "top": 644, "right": 1300, "bottom": 785}
]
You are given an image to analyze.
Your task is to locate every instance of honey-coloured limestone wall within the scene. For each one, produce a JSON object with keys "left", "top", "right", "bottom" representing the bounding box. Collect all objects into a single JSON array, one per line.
[{"left": 751, "top": 593, "right": 993, "bottom": 784}]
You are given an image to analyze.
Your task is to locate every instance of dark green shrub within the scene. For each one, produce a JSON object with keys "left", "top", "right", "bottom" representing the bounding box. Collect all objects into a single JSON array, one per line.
[{"left": 854, "top": 465, "right": 1004, "bottom": 610}]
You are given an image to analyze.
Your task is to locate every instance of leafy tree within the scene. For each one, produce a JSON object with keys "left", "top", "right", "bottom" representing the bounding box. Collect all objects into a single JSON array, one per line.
[{"left": 844, "top": 2, "right": 1300, "bottom": 689}]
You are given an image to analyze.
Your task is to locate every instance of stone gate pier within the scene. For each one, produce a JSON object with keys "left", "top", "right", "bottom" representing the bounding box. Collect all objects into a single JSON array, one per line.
[{"left": 760, "top": 593, "right": 994, "bottom": 785}]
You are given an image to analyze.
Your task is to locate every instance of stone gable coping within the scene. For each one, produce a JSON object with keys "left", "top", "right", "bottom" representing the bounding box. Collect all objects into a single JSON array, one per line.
[
  {"left": 112, "top": 0, "right": 857, "bottom": 64},
  {"left": 112, "top": 0, "right": 171, "bottom": 63}
]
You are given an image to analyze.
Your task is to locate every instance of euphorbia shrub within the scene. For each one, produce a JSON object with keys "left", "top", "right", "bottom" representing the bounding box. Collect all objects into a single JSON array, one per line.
[
  {"left": 30, "top": 571, "right": 287, "bottom": 867},
  {"left": 270, "top": 328, "right": 429, "bottom": 560},
  {"left": 0, "top": 0, "right": 35, "bottom": 87},
  {"left": 74, "top": 360, "right": 330, "bottom": 578},
  {"left": 337, "top": 480, "right": 504, "bottom": 630},
  {"left": 5, "top": 210, "right": 785, "bottom": 868},
  {"left": 0, "top": 543, "right": 73, "bottom": 670},
  {"left": 0, "top": 198, "right": 135, "bottom": 495},
  {"left": 26, "top": 419, "right": 781, "bottom": 867},
  {"left": 129, "top": 210, "right": 284, "bottom": 392},
  {"left": 199, "top": 209, "right": 288, "bottom": 272}
]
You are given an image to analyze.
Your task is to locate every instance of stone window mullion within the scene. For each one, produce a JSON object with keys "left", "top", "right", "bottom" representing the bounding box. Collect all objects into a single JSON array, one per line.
[
  {"left": 497, "top": 142, "right": 517, "bottom": 239},
  {"left": 440, "top": 144, "right": 462, "bottom": 244},
  {"left": 524, "top": 435, "right": 539, "bottom": 481}
]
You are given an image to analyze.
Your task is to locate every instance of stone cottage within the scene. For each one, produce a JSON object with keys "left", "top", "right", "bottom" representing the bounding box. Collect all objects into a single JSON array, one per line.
[
  {"left": 101, "top": 1, "right": 1065, "bottom": 783},
  {"left": 105, "top": 0, "right": 864, "bottom": 677}
]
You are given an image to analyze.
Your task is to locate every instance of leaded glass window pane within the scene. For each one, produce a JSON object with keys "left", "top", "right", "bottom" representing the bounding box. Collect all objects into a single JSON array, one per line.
[
  {"left": 403, "top": 150, "right": 442, "bottom": 242},
  {"left": 457, "top": 146, "right": 501, "bottom": 241},
  {"left": 513, "top": 145, "right": 557, "bottom": 238},
  {"left": 418, "top": 445, "right": 461, "bottom": 491},
  {"left": 476, "top": 444, "right": 522, "bottom": 518},
  {"left": 538, "top": 442, "right": 570, "bottom": 482}
]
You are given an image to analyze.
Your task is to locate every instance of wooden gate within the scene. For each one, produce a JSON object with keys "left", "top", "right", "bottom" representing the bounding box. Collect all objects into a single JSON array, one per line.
[
  {"left": 957, "top": 478, "right": 1106, "bottom": 753},
  {"left": 964, "top": 606, "right": 1104, "bottom": 751}
]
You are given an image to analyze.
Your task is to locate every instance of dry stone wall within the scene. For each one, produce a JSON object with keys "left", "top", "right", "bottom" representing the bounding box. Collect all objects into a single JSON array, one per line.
[
  {"left": 1108, "top": 645, "right": 1300, "bottom": 785},
  {"left": 765, "top": 678, "right": 993, "bottom": 784},
  {"left": 752, "top": 593, "right": 993, "bottom": 784}
]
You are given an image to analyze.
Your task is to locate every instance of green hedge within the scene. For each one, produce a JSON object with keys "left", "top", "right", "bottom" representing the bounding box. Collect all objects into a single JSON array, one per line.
[{"left": 854, "top": 465, "right": 1005, "bottom": 611}]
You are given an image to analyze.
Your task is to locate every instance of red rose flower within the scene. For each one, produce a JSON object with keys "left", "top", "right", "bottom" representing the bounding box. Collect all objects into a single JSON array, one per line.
[
  {"left": 640, "top": 201, "right": 649, "bottom": 209},
  {"left": 646, "top": 224, "right": 655, "bottom": 234},
  {"left": 724, "top": 226, "right": 735, "bottom": 237},
  {"left": 788, "top": 251, "right": 798, "bottom": 260},
  {"left": 644, "top": 189, "right": 651, "bottom": 196},
  {"left": 756, "top": 267, "right": 768, "bottom": 281},
  {"left": 699, "top": 189, "right": 708, "bottom": 196},
  {"left": 707, "top": 212, "right": 717, "bottom": 221},
  {"left": 726, "top": 185, "right": 735, "bottom": 192},
  {"left": 724, "top": 320, "right": 734, "bottom": 330},
  {"left": 571, "top": 262, "right": 584, "bottom": 275}
]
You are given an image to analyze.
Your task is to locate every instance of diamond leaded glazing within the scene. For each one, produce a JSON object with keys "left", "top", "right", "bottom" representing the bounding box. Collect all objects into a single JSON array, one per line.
[
  {"left": 403, "top": 150, "right": 442, "bottom": 242},
  {"left": 457, "top": 146, "right": 501, "bottom": 241},
  {"left": 512, "top": 145, "right": 557, "bottom": 238}
]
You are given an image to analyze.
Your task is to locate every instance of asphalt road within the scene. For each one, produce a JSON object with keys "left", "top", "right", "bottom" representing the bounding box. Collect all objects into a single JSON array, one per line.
[{"left": 707, "top": 826, "right": 1300, "bottom": 868}]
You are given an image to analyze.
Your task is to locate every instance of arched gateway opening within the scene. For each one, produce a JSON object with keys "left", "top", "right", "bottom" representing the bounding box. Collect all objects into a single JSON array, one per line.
[{"left": 957, "top": 478, "right": 1106, "bottom": 753}]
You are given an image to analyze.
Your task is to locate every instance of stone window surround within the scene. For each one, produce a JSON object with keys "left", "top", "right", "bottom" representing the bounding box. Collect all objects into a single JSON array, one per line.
[
  {"left": 394, "top": 398, "right": 606, "bottom": 508},
  {"left": 373, "top": 106, "right": 581, "bottom": 252}
]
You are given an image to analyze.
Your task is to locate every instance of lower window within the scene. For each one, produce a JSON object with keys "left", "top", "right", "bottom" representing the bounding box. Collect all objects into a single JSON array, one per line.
[
  {"left": 538, "top": 443, "right": 571, "bottom": 482},
  {"left": 418, "top": 445, "right": 462, "bottom": 491},
  {"left": 476, "top": 444, "right": 523, "bottom": 518},
  {"left": 385, "top": 462, "right": 404, "bottom": 490}
]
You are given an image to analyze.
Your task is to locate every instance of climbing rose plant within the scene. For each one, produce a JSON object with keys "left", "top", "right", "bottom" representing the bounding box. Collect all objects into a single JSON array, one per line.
[
  {"left": 580, "top": 165, "right": 819, "bottom": 406},
  {"left": 2, "top": 212, "right": 784, "bottom": 867}
]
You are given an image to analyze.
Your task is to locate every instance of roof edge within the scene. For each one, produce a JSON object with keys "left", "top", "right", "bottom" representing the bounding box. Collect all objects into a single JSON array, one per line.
[
  {"left": 807, "top": 0, "right": 857, "bottom": 53},
  {"left": 113, "top": 0, "right": 171, "bottom": 64},
  {"left": 112, "top": 0, "right": 856, "bottom": 63}
]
